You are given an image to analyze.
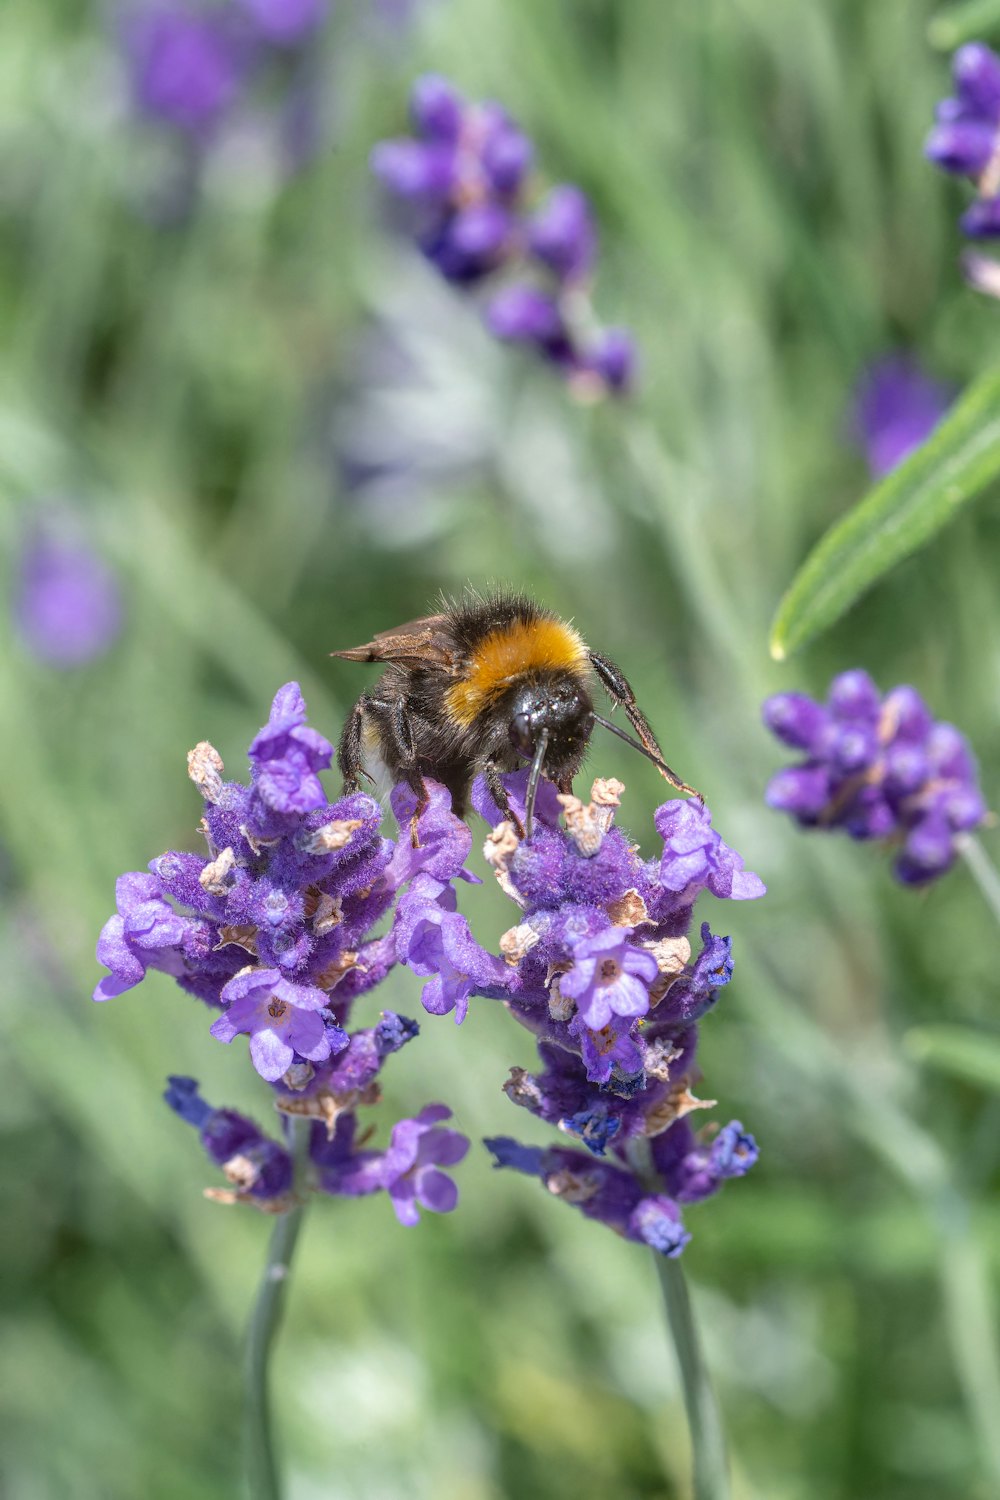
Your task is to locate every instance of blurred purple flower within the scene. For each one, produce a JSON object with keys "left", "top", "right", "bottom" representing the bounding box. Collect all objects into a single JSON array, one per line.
[
  {"left": 14, "top": 516, "right": 122, "bottom": 668},
  {"left": 372, "top": 75, "right": 636, "bottom": 397},
  {"left": 926, "top": 42, "right": 1000, "bottom": 288},
  {"left": 123, "top": 5, "right": 244, "bottom": 136},
  {"left": 238, "top": 0, "right": 328, "bottom": 47},
  {"left": 851, "top": 357, "right": 953, "bottom": 478},
  {"left": 764, "top": 672, "right": 987, "bottom": 884}
]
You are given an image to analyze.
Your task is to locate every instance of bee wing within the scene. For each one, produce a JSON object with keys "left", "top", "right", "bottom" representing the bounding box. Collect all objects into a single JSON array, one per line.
[{"left": 330, "top": 613, "right": 458, "bottom": 670}]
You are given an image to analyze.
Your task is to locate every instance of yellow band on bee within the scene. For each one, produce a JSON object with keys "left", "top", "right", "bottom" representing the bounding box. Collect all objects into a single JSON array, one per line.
[{"left": 444, "top": 618, "right": 588, "bottom": 728}]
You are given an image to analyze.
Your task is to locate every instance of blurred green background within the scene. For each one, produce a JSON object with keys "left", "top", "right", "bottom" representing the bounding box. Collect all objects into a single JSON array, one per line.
[{"left": 3, "top": 1, "right": 1000, "bottom": 1497}]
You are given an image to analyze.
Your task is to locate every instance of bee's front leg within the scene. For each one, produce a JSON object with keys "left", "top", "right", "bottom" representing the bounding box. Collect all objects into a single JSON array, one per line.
[{"left": 483, "top": 760, "right": 526, "bottom": 841}]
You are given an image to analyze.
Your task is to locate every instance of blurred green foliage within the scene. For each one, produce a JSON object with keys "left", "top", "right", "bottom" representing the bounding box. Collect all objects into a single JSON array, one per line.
[{"left": 2, "top": 1, "right": 1000, "bottom": 1497}]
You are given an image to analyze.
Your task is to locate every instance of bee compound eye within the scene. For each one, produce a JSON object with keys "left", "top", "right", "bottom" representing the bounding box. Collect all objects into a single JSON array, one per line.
[{"left": 509, "top": 713, "right": 534, "bottom": 758}]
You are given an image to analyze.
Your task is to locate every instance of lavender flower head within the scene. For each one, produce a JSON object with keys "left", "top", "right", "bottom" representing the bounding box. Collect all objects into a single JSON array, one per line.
[
  {"left": 13, "top": 513, "right": 123, "bottom": 668},
  {"left": 926, "top": 43, "right": 1000, "bottom": 291},
  {"left": 371, "top": 76, "right": 635, "bottom": 398},
  {"left": 393, "top": 770, "right": 764, "bottom": 1257},
  {"left": 95, "top": 683, "right": 472, "bottom": 1219},
  {"left": 851, "top": 358, "right": 952, "bottom": 478},
  {"left": 763, "top": 671, "right": 987, "bottom": 885}
]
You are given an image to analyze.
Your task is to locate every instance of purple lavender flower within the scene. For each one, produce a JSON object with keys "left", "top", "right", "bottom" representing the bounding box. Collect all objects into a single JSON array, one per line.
[
  {"left": 372, "top": 76, "right": 635, "bottom": 397},
  {"left": 926, "top": 42, "right": 1000, "bottom": 290},
  {"left": 560, "top": 927, "right": 659, "bottom": 1029},
  {"left": 851, "top": 358, "right": 953, "bottom": 477},
  {"left": 210, "top": 969, "right": 346, "bottom": 1081},
  {"left": 248, "top": 681, "right": 335, "bottom": 819},
  {"left": 926, "top": 44, "right": 1000, "bottom": 179},
  {"left": 123, "top": 5, "right": 244, "bottom": 137},
  {"left": 763, "top": 672, "right": 987, "bottom": 884},
  {"left": 655, "top": 800, "right": 767, "bottom": 905},
  {"left": 485, "top": 1137, "right": 692, "bottom": 1257},
  {"left": 395, "top": 885, "right": 511, "bottom": 1022},
  {"left": 380, "top": 1104, "right": 470, "bottom": 1224},
  {"left": 95, "top": 685, "right": 473, "bottom": 1224},
  {"left": 428, "top": 771, "right": 763, "bottom": 1254},
  {"left": 14, "top": 515, "right": 122, "bottom": 669},
  {"left": 165, "top": 1076, "right": 294, "bottom": 1203}
]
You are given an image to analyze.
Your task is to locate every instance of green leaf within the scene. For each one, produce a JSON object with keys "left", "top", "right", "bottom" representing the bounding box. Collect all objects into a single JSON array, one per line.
[
  {"left": 928, "top": 0, "right": 1000, "bottom": 51},
  {"left": 905, "top": 1025, "right": 1000, "bottom": 1093},
  {"left": 769, "top": 365, "right": 1000, "bottom": 660}
]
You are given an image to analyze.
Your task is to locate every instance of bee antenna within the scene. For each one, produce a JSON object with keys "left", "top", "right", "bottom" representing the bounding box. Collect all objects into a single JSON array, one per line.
[
  {"left": 524, "top": 728, "right": 550, "bottom": 841},
  {"left": 592, "top": 713, "right": 701, "bottom": 799}
]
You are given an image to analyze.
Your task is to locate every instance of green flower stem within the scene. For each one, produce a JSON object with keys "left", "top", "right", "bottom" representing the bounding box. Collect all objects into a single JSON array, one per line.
[
  {"left": 654, "top": 1256, "right": 730, "bottom": 1500},
  {"left": 627, "top": 1139, "right": 729, "bottom": 1500},
  {"left": 957, "top": 833, "right": 1000, "bottom": 930},
  {"left": 244, "top": 1118, "right": 310, "bottom": 1500}
]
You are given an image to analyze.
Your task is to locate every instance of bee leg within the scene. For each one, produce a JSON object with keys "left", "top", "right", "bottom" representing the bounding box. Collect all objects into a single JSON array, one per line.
[
  {"left": 337, "top": 695, "right": 378, "bottom": 792},
  {"left": 369, "top": 696, "right": 428, "bottom": 848},
  {"left": 484, "top": 760, "right": 526, "bottom": 840},
  {"left": 588, "top": 650, "right": 701, "bottom": 799}
]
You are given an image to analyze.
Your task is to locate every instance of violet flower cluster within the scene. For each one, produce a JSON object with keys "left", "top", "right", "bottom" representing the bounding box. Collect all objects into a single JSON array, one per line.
[
  {"left": 764, "top": 671, "right": 987, "bottom": 885},
  {"left": 851, "top": 357, "right": 952, "bottom": 479},
  {"left": 395, "top": 770, "right": 764, "bottom": 1258},
  {"left": 94, "top": 684, "right": 471, "bottom": 1221},
  {"left": 122, "top": 0, "right": 329, "bottom": 160},
  {"left": 372, "top": 75, "right": 635, "bottom": 397},
  {"left": 925, "top": 42, "right": 1000, "bottom": 295}
]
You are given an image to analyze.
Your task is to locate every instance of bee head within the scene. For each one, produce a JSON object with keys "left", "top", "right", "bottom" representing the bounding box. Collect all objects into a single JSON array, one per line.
[{"left": 507, "top": 676, "right": 595, "bottom": 777}]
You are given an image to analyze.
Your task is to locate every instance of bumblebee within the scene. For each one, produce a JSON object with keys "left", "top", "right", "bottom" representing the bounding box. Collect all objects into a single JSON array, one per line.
[{"left": 333, "top": 590, "right": 697, "bottom": 842}]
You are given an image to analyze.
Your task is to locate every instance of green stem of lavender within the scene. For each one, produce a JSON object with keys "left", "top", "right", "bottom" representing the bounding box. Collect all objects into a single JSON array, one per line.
[
  {"left": 244, "top": 1118, "right": 310, "bottom": 1500},
  {"left": 627, "top": 1140, "right": 729, "bottom": 1498},
  {"left": 957, "top": 833, "right": 1000, "bottom": 929},
  {"left": 654, "top": 1256, "right": 730, "bottom": 1500}
]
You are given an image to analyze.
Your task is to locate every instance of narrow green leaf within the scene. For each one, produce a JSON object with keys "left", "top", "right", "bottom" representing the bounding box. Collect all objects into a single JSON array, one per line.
[
  {"left": 928, "top": 0, "right": 1000, "bottom": 51},
  {"left": 770, "top": 365, "right": 1000, "bottom": 659},
  {"left": 906, "top": 1024, "right": 1000, "bottom": 1093}
]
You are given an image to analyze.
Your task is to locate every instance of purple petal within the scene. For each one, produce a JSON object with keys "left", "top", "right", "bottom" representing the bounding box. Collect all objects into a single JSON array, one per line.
[
  {"left": 249, "top": 1028, "right": 294, "bottom": 1082},
  {"left": 416, "top": 1168, "right": 459, "bottom": 1214},
  {"left": 388, "top": 1180, "right": 420, "bottom": 1226}
]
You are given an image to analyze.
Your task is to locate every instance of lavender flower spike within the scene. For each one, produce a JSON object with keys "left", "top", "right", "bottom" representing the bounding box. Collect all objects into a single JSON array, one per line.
[
  {"left": 763, "top": 672, "right": 987, "bottom": 884},
  {"left": 926, "top": 42, "right": 1000, "bottom": 291},
  {"left": 372, "top": 76, "right": 636, "bottom": 397},
  {"left": 417, "top": 769, "right": 763, "bottom": 1256},
  {"left": 94, "top": 684, "right": 475, "bottom": 1234}
]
